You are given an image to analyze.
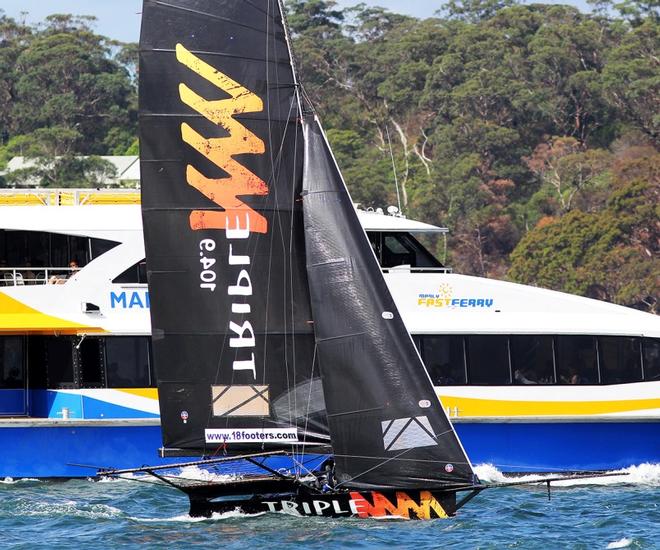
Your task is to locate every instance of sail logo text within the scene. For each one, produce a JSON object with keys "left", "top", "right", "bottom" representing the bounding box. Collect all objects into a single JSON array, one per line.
[
  {"left": 205, "top": 428, "right": 298, "bottom": 443},
  {"left": 417, "top": 284, "right": 493, "bottom": 308},
  {"left": 259, "top": 491, "right": 448, "bottom": 519},
  {"left": 110, "top": 291, "right": 150, "bottom": 309},
  {"left": 417, "top": 296, "right": 494, "bottom": 308},
  {"left": 176, "top": 43, "right": 268, "bottom": 234},
  {"left": 177, "top": 43, "right": 269, "bottom": 380}
]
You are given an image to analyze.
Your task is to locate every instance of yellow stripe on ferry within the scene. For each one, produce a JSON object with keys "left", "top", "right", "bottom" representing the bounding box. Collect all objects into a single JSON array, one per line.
[
  {"left": 0, "top": 292, "right": 104, "bottom": 334},
  {"left": 438, "top": 395, "right": 660, "bottom": 417},
  {"left": 117, "top": 388, "right": 159, "bottom": 400}
]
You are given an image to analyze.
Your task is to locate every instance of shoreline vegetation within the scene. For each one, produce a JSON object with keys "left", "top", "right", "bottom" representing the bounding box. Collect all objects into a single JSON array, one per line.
[{"left": 0, "top": 1, "right": 657, "bottom": 311}]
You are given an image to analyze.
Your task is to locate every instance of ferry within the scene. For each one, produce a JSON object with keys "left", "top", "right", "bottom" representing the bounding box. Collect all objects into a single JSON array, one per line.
[{"left": 0, "top": 188, "right": 658, "bottom": 477}]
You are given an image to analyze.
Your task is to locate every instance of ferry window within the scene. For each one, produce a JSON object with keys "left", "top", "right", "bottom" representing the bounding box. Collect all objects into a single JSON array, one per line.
[
  {"left": 0, "top": 337, "right": 24, "bottom": 389},
  {"left": 77, "top": 337, "right": 105, "bottom": 388},
  {"left": 46, "top": 338, "right": 75, "bottom": 388},
  {"left": 556, "top": 336, "right": 597, "bottom": 384},
  {"left": 26, "top": 336, "right": 47, "bottom": 389},
  {"left": 4, "top": 231, "right": 50, "bottom": 267},
  {"left": 68, "top": 235, "right": 89, "bottom": 267},
  {"left": 598, "top": 337, "right": 643, "bottom": 384},
  {"left": 25, "top": 231, "right": 49, "bottom": 268},
  {"left": 113, "top": 260, "right": 148, "bottom": 284},
  {"left": 421, "top": 335, "right": 466, "bottom": 385},
  {"left": 366, "top": 232, "right": 382, "bottom": 265},
  {"left": 466, "top": 335, "right": 510, "bottom": 385},
  {"left": 1, "top": 230, "right": 27, "bottom": 267},
  {"left": 381, "top": 233, "right": 441, "bottom": 269},
  {"left": 105, "top": 337, "right": 151, "bottom": 387},
  {"left": 642, "top": 338, "right": 660, "bottom": 381},
  {"left": 90, "top": 238, "right": 119, "bottom": 259},
  {"left": 510, "top": 335, "right": 555, "bottom": 384},
  {"left": 49, "top": 233, "right": 69, "bottom": 267},
  {"left": 0, "top": 230, "right": 117, "bottom": 270},
  {"left": 411, "top": 335, "right": 422, "bottom": 354}
]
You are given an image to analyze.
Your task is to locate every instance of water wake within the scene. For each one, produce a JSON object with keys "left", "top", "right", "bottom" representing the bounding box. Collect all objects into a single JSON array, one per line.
[
  {"left": 474, "top": 462, "right": 660, "bottom": 487},
  {"left": 96, "top": 464, "right": 244, "bottom": 485},
  {"left": 130, "top": 508, "right": 265, "bottom": 523},
  {"left": 0, "top": 477, "right": 40, "bottom": 484},
  {"left": 10, "top": 500, "right": 123, "bottom": 519},
  {"left": 606, "top": 537, "right": 633, "bottom": 549},
  {"left": 175, "top": 464, "right": 244, "bottom": 483}
]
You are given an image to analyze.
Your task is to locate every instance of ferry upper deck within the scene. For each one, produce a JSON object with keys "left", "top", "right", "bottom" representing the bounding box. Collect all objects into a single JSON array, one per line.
[{"left": 0, "top": 188, "right": 658, "bottom": 415}]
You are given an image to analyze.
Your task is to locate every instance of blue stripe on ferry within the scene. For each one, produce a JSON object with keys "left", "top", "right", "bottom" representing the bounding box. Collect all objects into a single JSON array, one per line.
[
  {"left": 82, "top": 395, "right": 159, "bottom": 419},
  {"left": 27, "top": 390, "right": 158, "bottom": 419},
  {"left": 29, "top": 390, "right": 83, "bottom": 418},
  {"left": 455, "top": 421, "right": 660, "bottom": 472},
  {"left": 0, "top": 389, "right": 26, "bottom": 415}
]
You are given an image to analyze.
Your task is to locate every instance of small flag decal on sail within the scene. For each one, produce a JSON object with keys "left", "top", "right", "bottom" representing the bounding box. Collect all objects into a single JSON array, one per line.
[
  {"left": 211, "top": 385, "right": 270, "bottom": 417},
  {"left": 381, "top": 416, "right": 437, "bottom": 451}
]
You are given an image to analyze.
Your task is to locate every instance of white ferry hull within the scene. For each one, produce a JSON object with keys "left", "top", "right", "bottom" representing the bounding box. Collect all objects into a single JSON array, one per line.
[{"left": 1, "top": 196, "right": 658, "bottom": 476}]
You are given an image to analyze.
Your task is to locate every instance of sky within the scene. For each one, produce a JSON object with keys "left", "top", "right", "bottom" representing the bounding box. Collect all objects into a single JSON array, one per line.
[{"left": 1, "top": 0, "right": 592, "bottom": 43}]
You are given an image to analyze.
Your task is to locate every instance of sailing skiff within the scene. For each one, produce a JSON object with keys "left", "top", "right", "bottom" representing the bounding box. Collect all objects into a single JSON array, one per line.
[
  {"left": 101, "top": 0, "right": 624, "bottom": 518},
  {"left": 133, "top": 0, "right": 481, "bottom": 518}
]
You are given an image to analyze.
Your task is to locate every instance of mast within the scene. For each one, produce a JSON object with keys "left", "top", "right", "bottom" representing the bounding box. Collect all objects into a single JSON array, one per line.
[
  {"left": 277, "top": 0, "right": 305, "bottom": 119},
  {"left": 139, "top": 0, "right": 327, "bottom": 456}
]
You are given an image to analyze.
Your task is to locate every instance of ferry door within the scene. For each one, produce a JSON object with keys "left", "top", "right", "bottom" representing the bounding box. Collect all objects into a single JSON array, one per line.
[{"left": 0, "top": 336, "right": 27, "bottom": 415}]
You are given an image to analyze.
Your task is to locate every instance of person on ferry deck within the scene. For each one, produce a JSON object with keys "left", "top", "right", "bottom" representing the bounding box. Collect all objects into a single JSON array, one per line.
[
  {"left": 23, "top": 260, "right": 36, "bottom": 284},
  {"left": 67, "top": 260, "right": 79, "bottom": 278},
  {"left": 49, "top": 260, "right": 80, "bottom": 284}
]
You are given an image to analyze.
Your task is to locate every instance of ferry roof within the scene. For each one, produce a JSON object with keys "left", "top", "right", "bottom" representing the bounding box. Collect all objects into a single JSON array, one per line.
[
  {"left": 0, "top": 189, "right": 448, "bottom": 234},
  {"left": 356, "top": 208, "right": 448, "bottom": 233}
]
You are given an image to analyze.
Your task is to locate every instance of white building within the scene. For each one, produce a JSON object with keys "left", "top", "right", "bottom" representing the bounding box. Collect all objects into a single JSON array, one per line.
[{"left": 1, "top": 156, "right": 140, "bottom": 187}]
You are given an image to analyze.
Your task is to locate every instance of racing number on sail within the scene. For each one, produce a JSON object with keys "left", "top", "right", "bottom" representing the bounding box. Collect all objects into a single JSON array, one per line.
[{"left": 178, "top": 43, "right": 266, "bottom": 400}]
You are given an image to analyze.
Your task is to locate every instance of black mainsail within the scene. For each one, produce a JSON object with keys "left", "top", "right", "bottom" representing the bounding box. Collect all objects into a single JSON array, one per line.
[
  {"left": 302, "top": 118, "right": 475, "bottom": 489},
  {"left": 139, "top": 0, "right": 327, "bottom": 455}
]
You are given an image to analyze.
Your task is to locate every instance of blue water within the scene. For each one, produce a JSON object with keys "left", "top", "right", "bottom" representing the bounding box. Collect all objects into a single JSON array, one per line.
[{"left": 1, "top": 464, "right": 658, "bottom": 549}]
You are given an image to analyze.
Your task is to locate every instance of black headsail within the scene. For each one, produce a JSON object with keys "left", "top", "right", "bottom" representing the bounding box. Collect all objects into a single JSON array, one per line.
[
  {"left": 139, "top": 0, "right": 328, "bottom": 456},
  {"left": 302, "top": 117, "right": 475, "bottom": 489}
]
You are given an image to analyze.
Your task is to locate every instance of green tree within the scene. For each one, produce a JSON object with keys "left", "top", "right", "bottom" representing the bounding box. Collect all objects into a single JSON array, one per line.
[
  {"left": 440, "top": 0, "right": 520, "bottom": 22},
  {"left": 0, "top": 13, "right": 33, "bottom": 138},
  {"left": 509, "top": 150, "right": 659, "bottom": 310},
  {"left": 11, "top": 14, "right": 135, "bottom": 155},
  {"left": 602, "top": 20, "right": 659, "bottom": 143}
]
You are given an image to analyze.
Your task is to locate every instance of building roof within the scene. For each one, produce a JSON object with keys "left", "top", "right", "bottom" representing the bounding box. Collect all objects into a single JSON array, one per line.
[{"left": 2, "top": 156, "right": 140, "bottom": 187}]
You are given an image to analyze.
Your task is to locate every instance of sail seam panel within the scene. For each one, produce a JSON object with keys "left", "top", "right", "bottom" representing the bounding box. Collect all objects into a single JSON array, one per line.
[
  {"left": 150, "top": 1, "right": 279, "bottom": 33},
  {"left": 144, "top": 49, "right": 293, "bottom": 66}
]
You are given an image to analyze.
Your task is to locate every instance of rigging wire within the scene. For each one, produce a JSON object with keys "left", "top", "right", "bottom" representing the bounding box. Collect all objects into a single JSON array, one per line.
[
  {"left": 385, "top": 124, "right": 402, "bottom": 214},
  {"left": 277, "top": 0, "right": 316, "bottom": 470}
]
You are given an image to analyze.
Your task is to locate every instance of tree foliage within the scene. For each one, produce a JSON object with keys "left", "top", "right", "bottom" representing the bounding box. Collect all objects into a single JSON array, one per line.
[
  {"left": 0, "top": 12, "right": 136, "bottom": 185},
  {"left": 0, "top": 3, "right": 657, "bottom": 310},
  {"left": 286, "top": 1, "right": 658, "bottom": 310}
]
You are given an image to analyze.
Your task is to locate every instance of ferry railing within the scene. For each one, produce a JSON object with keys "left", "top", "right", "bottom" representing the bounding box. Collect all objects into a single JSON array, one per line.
[
  {"left": 381, "top": 266, "right": 452, "bottom": 274},
  {"left": 1, "top": 265, "right": 452, "bottom": 284},
  {"left": 0, "top": 267, "right": 77, "bottom": 286},
  {"left": 0, "top": 188, "right": 140, "bottom": 206}
]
